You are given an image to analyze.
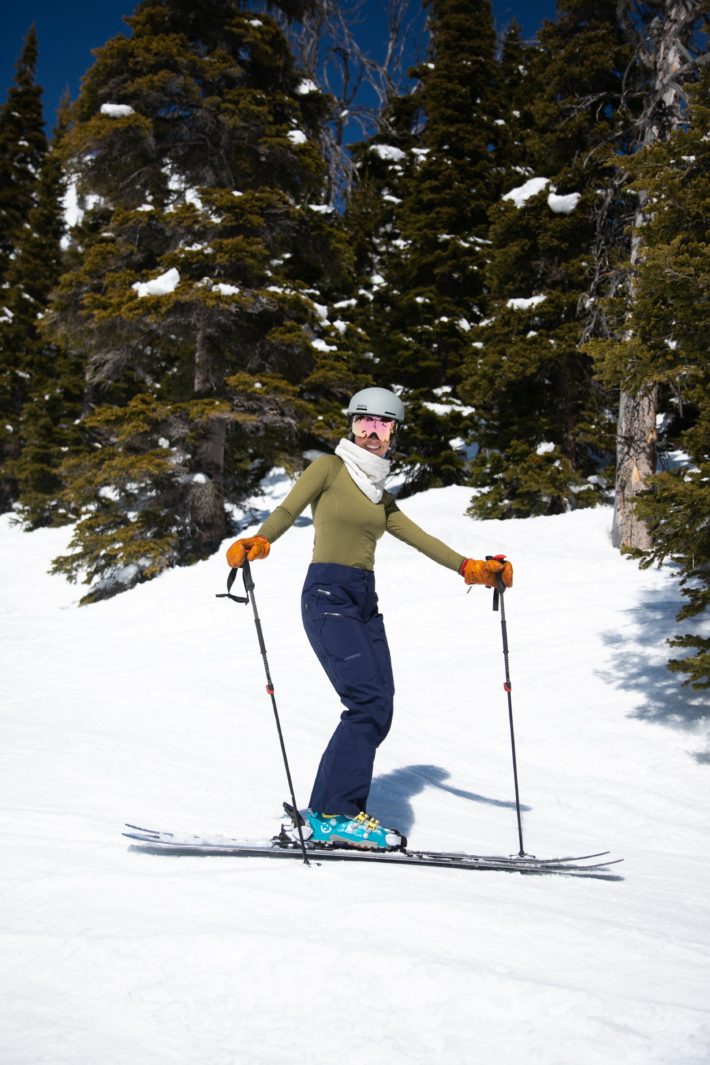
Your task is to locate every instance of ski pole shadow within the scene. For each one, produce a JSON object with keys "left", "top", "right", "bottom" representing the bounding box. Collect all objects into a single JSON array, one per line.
[{"left": 368, "top": 764, "right": 531, "bottom": 837}]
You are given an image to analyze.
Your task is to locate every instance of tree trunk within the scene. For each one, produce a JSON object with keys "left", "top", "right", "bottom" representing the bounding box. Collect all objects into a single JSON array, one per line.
[
  {"left": 612, "top": 384, "right": 658, "bottom": 549},
  {"left": 190, "top": 315, "right": 227, "bottom": 554},
  {"left": 613, "top": 0, "right": 703, "bottom": 549}
]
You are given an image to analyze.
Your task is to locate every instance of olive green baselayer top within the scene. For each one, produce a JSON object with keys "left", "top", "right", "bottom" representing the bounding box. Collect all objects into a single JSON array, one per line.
[{"left": 256, "top": 455, "right": 466, "bottom": 573}]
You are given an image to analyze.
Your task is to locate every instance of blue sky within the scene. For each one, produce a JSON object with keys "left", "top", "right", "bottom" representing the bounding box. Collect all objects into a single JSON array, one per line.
[{"left": 1, "top": 0, "right": 558, "bottom": 128}]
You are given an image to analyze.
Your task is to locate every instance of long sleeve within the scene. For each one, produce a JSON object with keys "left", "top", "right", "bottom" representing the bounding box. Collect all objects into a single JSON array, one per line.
[
  {"left": 385, "top": 501, "right": 466, "bottom": 573},
  {"left": 256, "top": 457, "right": 336, "bottom": 544}
]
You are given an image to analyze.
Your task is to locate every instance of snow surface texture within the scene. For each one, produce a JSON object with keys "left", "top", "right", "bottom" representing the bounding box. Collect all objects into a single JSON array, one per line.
[{"left": 2, "top": 483, "right": 709, "bottom": 1065}]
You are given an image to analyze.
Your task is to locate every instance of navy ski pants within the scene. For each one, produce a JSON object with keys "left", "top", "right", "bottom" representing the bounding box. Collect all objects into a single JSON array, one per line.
[{"left": 301, "top": 563, "right": 395, "bottom": 817}]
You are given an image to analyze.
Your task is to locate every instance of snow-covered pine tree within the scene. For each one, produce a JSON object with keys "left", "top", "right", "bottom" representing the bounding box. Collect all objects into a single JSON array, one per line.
[
  {"left": 461, "top": 0, "right": 633, "bottom": 519},
  {"left": 341, "top": 86, "right": 423, "bottom": 426},
  {"left": 0, "top": 25, "right": 47, "bottom": 290},
  {"left": 592, "top": 67, "right": 709, "bottom": 687},
  {"left": 493, "top": 19, "right": 533, "bottom": 177},
  {"left": 346, "top": 0, "right": 500, "bottom": 495},
  {"left": 0, "top": 101, "right": 84, "bottom": 524},
  {"left": 0, "top": 24, "right": 51, "bottom": 512},
  {"left": 46, "top": 0, "right": 354, "bottom": 602}
]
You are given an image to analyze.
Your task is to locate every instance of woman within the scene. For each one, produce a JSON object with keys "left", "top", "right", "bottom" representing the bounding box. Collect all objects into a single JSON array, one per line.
[{"left": 226, "top": 387, "right": 513, "bottom": 851}]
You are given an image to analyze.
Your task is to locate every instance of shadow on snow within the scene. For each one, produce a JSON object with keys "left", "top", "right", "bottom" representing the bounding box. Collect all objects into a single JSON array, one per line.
[
  {"left": 597, "top": 590, "right": 709, "bottom": 764},
  {"left": 368, "top": 763, "right": 530, "bottom": 837}
]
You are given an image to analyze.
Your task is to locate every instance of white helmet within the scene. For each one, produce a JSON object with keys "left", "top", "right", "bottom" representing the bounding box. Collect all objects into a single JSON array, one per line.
[{"left": 347, "top": 387, "right": 405, "bottom": 424}]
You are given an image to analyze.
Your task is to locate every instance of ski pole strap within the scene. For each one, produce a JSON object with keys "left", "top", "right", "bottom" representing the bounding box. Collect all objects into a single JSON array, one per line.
[
  {"left": 486, "top": 555, "right": 507, "bottom": 612},
  {"left": 215, "top": 565, "right": 250, "bottom": 605},
  {"left": 242, "top": 558, "right": 255, "bottom": 594}
]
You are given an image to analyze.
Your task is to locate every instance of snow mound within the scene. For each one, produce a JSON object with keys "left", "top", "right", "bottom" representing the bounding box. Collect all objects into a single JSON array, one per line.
[
  {"left": 507, "top": 294, "right": 546, "bottom": 310},
  {"left": 503, "top": 177, "right": 550, "bottom": 206},
  {"left": 370, "top": 144, "right": 406, "bottom": 162},
  {"left": 548, "top": 191, "right": 582, "bottom": 214},
  {"left": 132, "top": 267, "right": 180, "bottom": 298},
  {"left": 100, "top": 103, "right": 135, "bottom": 118}
]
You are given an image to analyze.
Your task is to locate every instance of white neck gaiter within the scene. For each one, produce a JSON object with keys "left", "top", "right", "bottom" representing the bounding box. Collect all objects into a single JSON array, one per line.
[{"left": 335, "top": 437, "right": 390, "bottom": 503}]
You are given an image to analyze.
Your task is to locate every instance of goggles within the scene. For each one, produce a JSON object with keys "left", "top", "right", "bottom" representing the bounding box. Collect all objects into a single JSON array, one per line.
[{"left": 352, "top": 414, "right": 396, "bottom": 443}]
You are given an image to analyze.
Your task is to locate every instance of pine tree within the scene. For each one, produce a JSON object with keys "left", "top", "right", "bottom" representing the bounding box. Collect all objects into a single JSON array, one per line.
[
  {"left": 0, "top": 25, "right": 47, "bottom": 288},
  {"left": 346, "top": 0, "right": 501, "bottom": 494},
  {"left": 461, "top": 0, "right": 633, "bottom": 519},
  {"left": 493, "top": 19, "right": 533, "bottom": 176},
  {"left": 46, "top": 0, "right": 354, "bottom": 602},
  {"left": 0, "top": 100, "right": 85, "bottom": 523},
  {"left": 0, "top": 24, "right": 50, "bottom": 512},
  {"left": 602, "top": 0, "right": 708, "bottom": 550},
  {"left": 593, "top": 68, "right": 710, "bottom": 687}
]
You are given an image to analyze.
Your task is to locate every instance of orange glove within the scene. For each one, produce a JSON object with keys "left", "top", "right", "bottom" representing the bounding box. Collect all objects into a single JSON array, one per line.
[
  {"left": 460, "top": 555, "right": 513, "bottom": 589},
  {"left": 225, "top": 535, "right": 271, "bottom": 568}
]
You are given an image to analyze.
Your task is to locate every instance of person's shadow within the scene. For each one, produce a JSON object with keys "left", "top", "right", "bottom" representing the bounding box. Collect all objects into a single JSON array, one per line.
[{"left": 368, "top": 764, "right": 530, "bottom": 837}]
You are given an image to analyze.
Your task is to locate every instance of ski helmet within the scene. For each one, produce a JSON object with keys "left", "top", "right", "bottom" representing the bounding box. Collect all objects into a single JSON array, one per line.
[{"left": 346, "top": 387, "right": 405, "bottom": 424}]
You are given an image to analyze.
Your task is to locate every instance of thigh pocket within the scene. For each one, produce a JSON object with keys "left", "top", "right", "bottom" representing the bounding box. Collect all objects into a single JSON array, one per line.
[
  {"left": 315, "top": 612, "right": 380, "bottom": 694},
  {"left": 314, "top": 585, "right": 355, "bottom": 609}
]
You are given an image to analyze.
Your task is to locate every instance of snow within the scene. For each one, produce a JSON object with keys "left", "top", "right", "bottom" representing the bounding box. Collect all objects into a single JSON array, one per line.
[
  {"left": 62, "top": 181, "right": 102, "bottom": 231},
  {"left": 503, "top": 179, "right": 581, "bottom": 215},
  {"left": 287, "top": 130, "right": 307, "bottom": 145},
  {"left": 311, "top": 338, "right": 337, "bottom": 352},
  {"left": 423, "top": 400, "right": 475, "bottom": 417},
  {"left": 132, "top": 268, "right": 180, "bottom": 298},
  {"left": 503, "top": 176, "right": 550, "bottom": 207},
  {"left": 212, "top": 282, "right": 240, "bottom": 296},
  {"left": 2, "top": 487, "right": 710, "bottom": 1065},
  {"left": 296, "top": 79, "right": 319, "bottom": 95},
  {"left": 370, "top": 144, "right": 406, "bottom": 162},
  {"left": 184, "top": 188, "right": 205, "bottom": 211},
  {"left": 507, "top": 294, "right": 547, "bottom": 310},
  {"left": 62, "top": 179, "right": 82, "bottom": 228},
  {"left": 548, "top": 191, "right": 581, "bottom": 214},
  {"left": 100, "top": 103, "right": 135, "bottom": 118}
]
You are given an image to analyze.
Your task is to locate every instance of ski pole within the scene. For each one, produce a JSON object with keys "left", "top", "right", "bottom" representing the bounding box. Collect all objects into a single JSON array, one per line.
[
  {"left": 217, "top": 559, "right": 310, "bottom": 865},
  {"left": 486, "top": 555, "right": 528, "bottom": 858}
]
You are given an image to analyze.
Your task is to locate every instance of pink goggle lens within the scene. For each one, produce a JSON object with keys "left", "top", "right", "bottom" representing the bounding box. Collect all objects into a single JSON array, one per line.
[{"left": 352, "top": 415, "right": 395, "bottom": 442}]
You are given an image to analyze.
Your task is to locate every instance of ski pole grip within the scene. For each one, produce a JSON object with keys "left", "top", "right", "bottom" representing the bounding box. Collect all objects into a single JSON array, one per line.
[{"left": 486, "top": 555, "right": 507, "bottom": 612}]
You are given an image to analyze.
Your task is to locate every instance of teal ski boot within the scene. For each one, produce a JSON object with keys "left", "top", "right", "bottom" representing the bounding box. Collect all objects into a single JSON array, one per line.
[{"left": 304, "top": 810, "right": 406, "bottom": 851}]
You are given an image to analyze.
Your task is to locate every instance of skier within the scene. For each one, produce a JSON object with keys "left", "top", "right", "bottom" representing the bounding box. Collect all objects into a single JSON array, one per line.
[{"left": 225, "top": 387, "right": 513, "bottom": 851}]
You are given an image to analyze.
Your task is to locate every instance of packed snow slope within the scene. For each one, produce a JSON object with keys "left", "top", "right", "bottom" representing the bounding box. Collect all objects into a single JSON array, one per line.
[{"left": 2, "top": 477, "right": 709, "bottom": 1065}]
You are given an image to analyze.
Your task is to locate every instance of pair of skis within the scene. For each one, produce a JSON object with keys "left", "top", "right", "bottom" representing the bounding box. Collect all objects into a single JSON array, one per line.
[{"left": 123, "top": 818, "right": 623, "bottom": 880}]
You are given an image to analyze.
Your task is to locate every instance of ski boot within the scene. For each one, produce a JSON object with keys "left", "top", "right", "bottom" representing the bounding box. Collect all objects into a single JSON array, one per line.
[{"left": 303, "top": 809, "right": 406, "bottom": 851}]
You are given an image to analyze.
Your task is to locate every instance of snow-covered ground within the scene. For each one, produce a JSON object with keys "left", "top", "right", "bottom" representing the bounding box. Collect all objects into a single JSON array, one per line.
[{"left": 2, "top": 481, "right": 709, "bottom": 1065}]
